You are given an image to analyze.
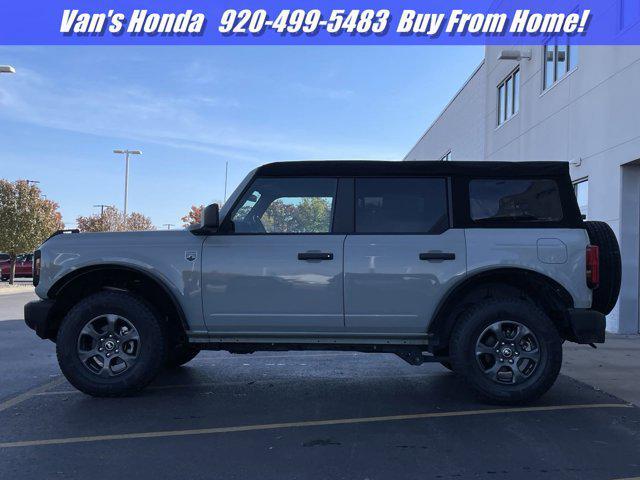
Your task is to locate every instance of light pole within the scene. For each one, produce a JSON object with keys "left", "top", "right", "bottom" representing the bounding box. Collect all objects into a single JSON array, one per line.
[
  {"left": 224, "top": 161, "right": 229, "bottom": 202},
  {"left": 113, "top": 150, "right": 141, "bottom": 218},
  {"left": 0, "top": 65, "right": 16, "bottom": 74}
]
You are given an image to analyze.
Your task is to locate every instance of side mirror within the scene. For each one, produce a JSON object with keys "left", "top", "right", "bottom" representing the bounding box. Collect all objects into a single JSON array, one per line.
[
  {"left": 202, "top": 203, "right": 219, "bottom": 230},
  {"left": 191, "top": 203, "right": 219, "bottom": 235}
]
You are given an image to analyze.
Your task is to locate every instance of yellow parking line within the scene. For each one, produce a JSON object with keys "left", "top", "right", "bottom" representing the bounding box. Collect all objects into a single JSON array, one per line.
[
  {"left": 0, "top": 377, "right": 66, "bottom": 413},
  {"left": 0, "top": 403, "right": 631, "bottom": 449}
]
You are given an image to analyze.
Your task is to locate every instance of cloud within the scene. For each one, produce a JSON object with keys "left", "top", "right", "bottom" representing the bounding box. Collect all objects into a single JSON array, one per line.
[{"left": 0, "top": 62, "right": 400, "bottom": 164}]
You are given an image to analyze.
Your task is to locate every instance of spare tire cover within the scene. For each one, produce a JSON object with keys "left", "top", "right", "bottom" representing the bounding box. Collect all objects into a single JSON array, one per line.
[{"left": 584, "top": 221, "right": 621, "bottom": 315}]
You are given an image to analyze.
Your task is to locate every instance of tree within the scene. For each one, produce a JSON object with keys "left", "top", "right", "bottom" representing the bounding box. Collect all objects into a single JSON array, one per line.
[
  {"left": 76, "top": 206, "right": 154, "bottom": 232},
  {"left": 181, "top": 201, "right": 223, "bottom": 227},
  {"left": 262, "top": 197, "right": 332, "bottom": 233},
  {"left": 181, "top": 205, "right": 204, "bottom": 227},
  {"left": 126, "top": 212, "right": 154, "bottom": 231},
  {"left": 0, "top": 180, "right": 64, "bottom": 284}
]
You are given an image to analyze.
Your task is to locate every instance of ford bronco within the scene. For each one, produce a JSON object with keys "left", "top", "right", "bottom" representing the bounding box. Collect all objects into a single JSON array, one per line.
[{"left": 24, "top": 161, "right": 621, "bottom": 403}]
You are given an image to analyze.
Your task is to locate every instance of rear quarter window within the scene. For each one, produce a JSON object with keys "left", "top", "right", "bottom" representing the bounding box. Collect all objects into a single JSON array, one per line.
[{"left": 469, "top": 179, "right": 563, "bottom": 223}]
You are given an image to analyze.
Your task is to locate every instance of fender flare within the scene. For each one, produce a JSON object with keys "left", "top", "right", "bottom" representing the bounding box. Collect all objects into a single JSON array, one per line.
[
  {"left": 48, "top": 264, "right": 189, "bottom": 332},
  {"left": 428, "top": 267, "right": 575, "bottom": 350}
]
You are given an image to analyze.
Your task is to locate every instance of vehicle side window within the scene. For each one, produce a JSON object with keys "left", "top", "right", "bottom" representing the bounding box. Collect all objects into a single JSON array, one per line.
[
  {"left": 355, "top": 178, "right": 449, "bottom": 234},
  {"left": 469, "top": 179, "right": 563, "bottom": 222},
  {"left": 229, "top": 177, "right": 337, "bottom": 234}
]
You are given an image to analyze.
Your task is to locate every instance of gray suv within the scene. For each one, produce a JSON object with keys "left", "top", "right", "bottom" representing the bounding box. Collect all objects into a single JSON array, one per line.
[{"left": 24, "top": 161, "right": 621, "bottom": 403}]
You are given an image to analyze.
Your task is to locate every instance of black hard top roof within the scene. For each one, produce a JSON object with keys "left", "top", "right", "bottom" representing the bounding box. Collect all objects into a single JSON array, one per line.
[{"left": 256, "top": 160, "right": 570, "bottom": 178}]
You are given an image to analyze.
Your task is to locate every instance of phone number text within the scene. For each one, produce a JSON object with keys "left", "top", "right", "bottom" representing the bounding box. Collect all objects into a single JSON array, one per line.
[{"left": 218, "top": 9, "right": 391, "bottom": 35}]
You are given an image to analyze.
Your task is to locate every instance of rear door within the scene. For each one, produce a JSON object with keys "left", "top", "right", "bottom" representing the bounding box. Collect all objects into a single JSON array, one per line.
[{"left": 344, "top": 177, "right": 466, "bottom": 334}]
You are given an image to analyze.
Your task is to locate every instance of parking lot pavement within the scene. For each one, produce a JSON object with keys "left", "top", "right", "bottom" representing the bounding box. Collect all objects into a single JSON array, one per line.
[
  {"left": 1, "top": 304, "right": 640, "bottom": 479},
  {"left": 0, "top": 290, "right": 38, "bottom": 323}
]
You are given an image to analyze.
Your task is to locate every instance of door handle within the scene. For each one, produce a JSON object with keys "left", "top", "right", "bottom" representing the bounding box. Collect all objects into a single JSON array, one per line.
[
  {"left": 298, "top": 252, "right": 334, "bottom": 261},
  {"left": 419, "top": 252, "right": 456, "bottom": 261}
]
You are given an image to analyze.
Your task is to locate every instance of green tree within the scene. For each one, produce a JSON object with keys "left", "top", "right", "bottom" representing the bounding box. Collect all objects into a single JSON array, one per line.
[
  {"left": 262, "top": 197, "right": 332, "bottom": 233},
  {"left": 0, "top": 180, "right": 64, "bottom": 284}
]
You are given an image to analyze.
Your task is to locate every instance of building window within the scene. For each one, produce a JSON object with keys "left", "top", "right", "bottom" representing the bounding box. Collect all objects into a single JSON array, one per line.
[
  {"left": 543, "top": 41, "right": 578, "bottom": 90},
  {"left": 620, "top": 0, "right": 640, "bottom": 29},
  {"left": 497, "top": 68, "right": 520, "bottom": 125},
  {"left": 441, "top": 151, "right": 452, "bottom": 161},
  {"left": 573, "top": 178, "right": 588, "bottom": 220}
]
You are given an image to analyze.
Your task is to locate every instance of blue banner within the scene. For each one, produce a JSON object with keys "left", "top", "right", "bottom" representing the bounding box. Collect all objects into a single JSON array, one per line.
[{"left": 1, "top": 0, "right": 638, "bottom": 45}]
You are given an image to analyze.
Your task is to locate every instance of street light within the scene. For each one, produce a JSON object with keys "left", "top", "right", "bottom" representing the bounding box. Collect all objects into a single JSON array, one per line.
[
  {"left": 113, "top": 149, "right": 142, "bottom": 218},
  {"left": 0, "top": 65, "right": 16, "bottom": 74}
]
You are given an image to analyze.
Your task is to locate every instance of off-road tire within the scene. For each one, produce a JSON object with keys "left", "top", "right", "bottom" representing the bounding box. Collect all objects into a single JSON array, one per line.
[
  {"left": 56, "top": 291, "right": 167, "bottom": 397},
  {"left": 449, "top": 297, "right": 562, "bottom": 405},
  {"left": 584, "top": 221, "right": 621, "bottom": 315}
]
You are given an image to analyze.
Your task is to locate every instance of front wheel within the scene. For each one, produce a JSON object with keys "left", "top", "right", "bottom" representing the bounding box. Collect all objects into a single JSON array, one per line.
[
  {"left": 56, "top": 291, "right": 167, "bottom": 397},
  {"left": 449, "top": 298, "right": 562, "bottom": 405}
]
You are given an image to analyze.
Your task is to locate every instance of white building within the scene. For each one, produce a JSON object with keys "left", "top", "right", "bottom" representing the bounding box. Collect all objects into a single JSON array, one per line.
[{"left": 405, "top": 45, "right": 640, "bottom": 334}]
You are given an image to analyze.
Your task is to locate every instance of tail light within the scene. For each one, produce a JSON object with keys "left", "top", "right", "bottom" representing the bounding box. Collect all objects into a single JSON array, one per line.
[
  {"left": 586, "top": 245, "right": 599, "bottom": 289},
  {"left": 33, "top": 250, "right": 41, "bottom": 287}
]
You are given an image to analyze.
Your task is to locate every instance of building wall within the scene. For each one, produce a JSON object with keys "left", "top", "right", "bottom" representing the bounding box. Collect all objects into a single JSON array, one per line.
[
  {"left": 406, "top": 45, "right": 640, "bottom": 333},
  {"left": 405, "top": 62, "right": 486, "bottom": 161}
]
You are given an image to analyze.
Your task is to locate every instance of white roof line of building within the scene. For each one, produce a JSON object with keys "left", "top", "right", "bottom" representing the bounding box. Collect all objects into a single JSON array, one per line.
[{"left": 403, "top": 59, "right": 485, "bottom": 160}]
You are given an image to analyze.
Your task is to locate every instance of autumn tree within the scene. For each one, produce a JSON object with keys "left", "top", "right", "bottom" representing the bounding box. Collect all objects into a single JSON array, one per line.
[
  {"left": 181, "top": 205, "right": 204, "bottom": 227},
  {"left": 0, "top": 180, "right": 64, "bottom": 284},
  {"left": 76, "top": 206, "right": 154, "bottom": 232},
  {"left": 181, "top": 201, "right": 223, "bottom": 227}
]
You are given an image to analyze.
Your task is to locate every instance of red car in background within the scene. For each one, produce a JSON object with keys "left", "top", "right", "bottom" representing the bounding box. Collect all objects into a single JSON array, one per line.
[{"left": 0, "top": 253, "right": 33, "bottom": 281}]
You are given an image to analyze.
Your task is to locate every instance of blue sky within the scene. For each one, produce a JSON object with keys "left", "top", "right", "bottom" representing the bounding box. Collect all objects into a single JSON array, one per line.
[{"left": 0, "top": 46, "right": 483, "bottom": 228}]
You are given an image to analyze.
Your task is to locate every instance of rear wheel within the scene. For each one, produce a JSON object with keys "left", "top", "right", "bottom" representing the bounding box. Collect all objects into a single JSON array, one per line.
[
  {"left": 56, "top": 291, "right": 167, "bottom": 397},
  {"left": 449, "top": 297, "right": 562, "bottom": 404}
]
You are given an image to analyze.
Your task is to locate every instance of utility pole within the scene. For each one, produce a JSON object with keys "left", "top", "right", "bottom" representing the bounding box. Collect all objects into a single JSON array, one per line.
[
  {"left": 113, "top": 150, "right": 142, "bottom": 218},
  {"left": 93, "top": 204, "right": 112, "bottom": 215},
  {"left": 163, "top": 224, "right": 174, "bottom": 230}
]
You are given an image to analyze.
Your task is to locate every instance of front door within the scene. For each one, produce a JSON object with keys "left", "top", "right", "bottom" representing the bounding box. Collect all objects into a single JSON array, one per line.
[
  {"left": 202, "top": 177, "right": 345, "bottom": 333},
  {"left": 344, "top": 177, "right": 466, "bottom": 334}
]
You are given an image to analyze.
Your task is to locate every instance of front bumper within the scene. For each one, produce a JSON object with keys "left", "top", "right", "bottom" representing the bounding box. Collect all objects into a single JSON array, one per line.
[
  {"left": 565, "top": 308, "right": 606, "bottom": 344},
  {"left": 24, "top": 299, "right": 56, "bottom": 340}
]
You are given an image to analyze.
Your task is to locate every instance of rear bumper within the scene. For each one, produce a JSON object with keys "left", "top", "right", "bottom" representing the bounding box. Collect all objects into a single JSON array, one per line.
[
  {"left": 24, "top": 299, "right": 56, "bottom": 340},
  {"left": 565, "top": 308, "right": 606, "bottom": 344}
]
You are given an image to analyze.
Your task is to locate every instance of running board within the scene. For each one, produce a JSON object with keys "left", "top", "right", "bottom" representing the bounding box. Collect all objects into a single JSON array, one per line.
[{"left": 186, "top": 330, "right": 431, "bottom": 346}]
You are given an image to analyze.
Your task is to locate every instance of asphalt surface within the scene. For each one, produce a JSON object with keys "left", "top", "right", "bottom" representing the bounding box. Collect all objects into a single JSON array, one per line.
[{"left": 1, "top": 293, "right": 640, "bottom": 480}]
